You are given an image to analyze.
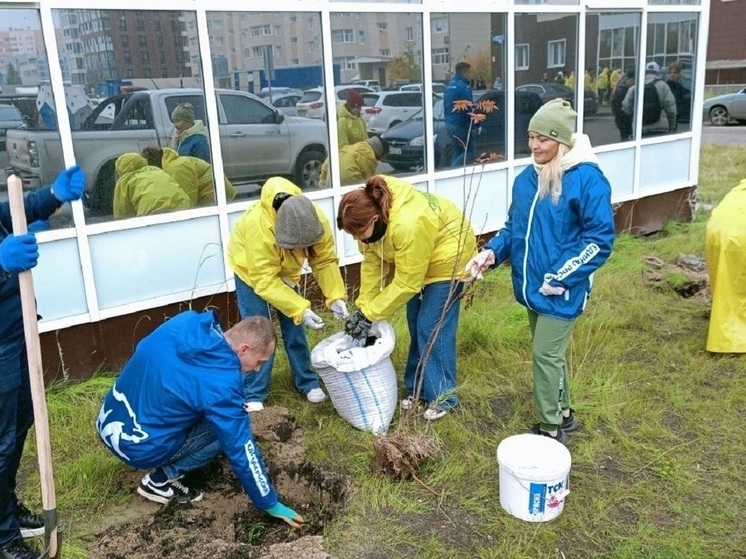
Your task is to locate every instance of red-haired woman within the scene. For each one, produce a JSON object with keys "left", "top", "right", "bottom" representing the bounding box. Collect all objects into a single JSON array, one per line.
[{"left": 337, "top": 175, "right": 476, "bottom": 421}]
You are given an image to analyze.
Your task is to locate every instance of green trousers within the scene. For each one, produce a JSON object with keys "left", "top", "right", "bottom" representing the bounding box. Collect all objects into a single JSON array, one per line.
[{"left": 527, "top": 309, "right": 576, "bottom": 431}]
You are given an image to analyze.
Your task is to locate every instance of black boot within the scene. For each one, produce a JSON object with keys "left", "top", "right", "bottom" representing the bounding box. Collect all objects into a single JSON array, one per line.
[
  {"left": 0, "top": 539, "right": 37, "bottom": 559},
  {"left": 15, "top": 503, "right": 44, "bottom": 538}
]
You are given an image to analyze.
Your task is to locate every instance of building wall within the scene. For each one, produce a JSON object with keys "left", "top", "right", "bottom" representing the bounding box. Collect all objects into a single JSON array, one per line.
[{"left": 706, "top": 0, "right": 746, "bottom": 61}]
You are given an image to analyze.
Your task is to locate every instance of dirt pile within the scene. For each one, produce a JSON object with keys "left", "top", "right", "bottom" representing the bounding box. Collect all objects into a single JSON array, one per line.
[
  {"left": 88, "top": 407, "right": 347, "bottom": 559},
  {"left": 643, "top": 254, "right": 709, "bottom": 300}
]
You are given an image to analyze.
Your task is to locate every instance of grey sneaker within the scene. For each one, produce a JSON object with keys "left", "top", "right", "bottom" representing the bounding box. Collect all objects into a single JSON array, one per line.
[
  {"left": 530, "top": 424, "right": 568, "bottom": 445},
  {"left": 423, "top": 404, "right": 449, "bottom": 421},
  {"left": 560, "top": 408, "right": 578, "bottom": 432},
  {"left": 306, "top": 388, "right": 327, "bottom": 404},
  {"left": 137, "top": 474, "right": 203, "bottom": 505},
  {"left": 400, "top": 395, "right": 416, "bottom": 410}
]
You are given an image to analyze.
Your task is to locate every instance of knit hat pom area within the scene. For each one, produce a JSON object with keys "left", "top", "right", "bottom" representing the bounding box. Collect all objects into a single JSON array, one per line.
[
  {"left": 345, "top": 89, "right": 364, "bottom": 109},
  {"left": 527, "top": 98, "right": 577, "bottom": 147},
  {"left": 275, "top": 195, "right": 324, "bottom": 249},
  {"left": 171, "top": 103, "right": 196, "bottom": 124}
]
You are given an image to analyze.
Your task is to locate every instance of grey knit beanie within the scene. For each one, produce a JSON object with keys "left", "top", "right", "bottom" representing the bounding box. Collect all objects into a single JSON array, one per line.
[
  {"left": 528, "top": 98, "right": 576, "bottom": 146},
  {"left": 275, "top": 195, "right": 324, "bottom": 249}
]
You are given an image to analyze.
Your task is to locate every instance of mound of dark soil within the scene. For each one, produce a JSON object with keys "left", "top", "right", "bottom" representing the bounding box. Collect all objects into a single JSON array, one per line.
[{"left": 88, "top": 407, "right": 347, "bottom": 559}]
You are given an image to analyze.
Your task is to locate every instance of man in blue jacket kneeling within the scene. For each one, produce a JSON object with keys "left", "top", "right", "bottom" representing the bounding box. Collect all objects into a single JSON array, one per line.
[{"left": 96, "top": 310, "right": 305, "bottom": 528}]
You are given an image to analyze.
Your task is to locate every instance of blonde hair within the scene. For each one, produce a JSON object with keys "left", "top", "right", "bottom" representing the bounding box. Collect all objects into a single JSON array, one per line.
[
  {"left": 538, "top": 143, "right": 569, "bottom": 204},
  {"left": 225, "top": 316, "right": 276, "bottom": 352}
]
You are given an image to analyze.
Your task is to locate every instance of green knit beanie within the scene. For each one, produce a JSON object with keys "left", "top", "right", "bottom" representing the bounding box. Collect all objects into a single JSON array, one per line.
[
  {"left": 171, "top": 103, "right": 196, "bottom": 124},
  {"left": 528, "top": 99, "right": 576, "bottom": 146}
]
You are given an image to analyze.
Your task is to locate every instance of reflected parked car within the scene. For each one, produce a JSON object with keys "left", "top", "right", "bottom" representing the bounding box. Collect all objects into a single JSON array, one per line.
[
  {"left": 702, "top": 87, "right": 746, "bottom": 126},
  {"left": 295, "top": 85, "right": 374, "bottom": 120},
  {"left": 516, "top": 83, "right": 598, "bottom": 116},
  {"left": 258, "top": 91, "right": 302, "bottom": 116},
  {"left": 0, "top": 103, "right": 26, "bottom": 150},
  {"left": 381, "top": 89, "right": 543, "bottom": 171},
  {"left": 361, "top": 91, "right": 423, "bottom": 136}
]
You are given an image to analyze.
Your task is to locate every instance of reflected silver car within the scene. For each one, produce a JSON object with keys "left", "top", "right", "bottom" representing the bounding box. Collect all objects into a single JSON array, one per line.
[{"left": 702, "top": 87, "right": 746, "bottom": 126}]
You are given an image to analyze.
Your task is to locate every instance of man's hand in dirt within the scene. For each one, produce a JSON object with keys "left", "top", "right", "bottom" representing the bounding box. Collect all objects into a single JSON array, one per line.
[{"left": 265, "top": 501, "right": 305, "bottom": 529}]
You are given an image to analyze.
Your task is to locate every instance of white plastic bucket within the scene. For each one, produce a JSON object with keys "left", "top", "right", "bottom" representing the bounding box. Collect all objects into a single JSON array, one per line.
[{"left": 496, "top": 433, "right": 572, "bottom": 522}]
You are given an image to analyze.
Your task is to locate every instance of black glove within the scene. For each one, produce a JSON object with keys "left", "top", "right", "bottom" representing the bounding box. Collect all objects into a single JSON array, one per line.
[{"left": 344, "top": 309, "right": 372, "bottom": 340}]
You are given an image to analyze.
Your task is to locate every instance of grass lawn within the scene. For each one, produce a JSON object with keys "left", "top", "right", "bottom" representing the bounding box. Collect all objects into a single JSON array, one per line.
[{"left": 19, "top": 146, "right": 746, "bottom": 559}]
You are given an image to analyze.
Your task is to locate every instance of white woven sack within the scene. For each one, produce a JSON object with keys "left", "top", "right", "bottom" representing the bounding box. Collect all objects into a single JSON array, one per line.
[{"left": 311, "top": 321, "right": 397, "bottom": 434}]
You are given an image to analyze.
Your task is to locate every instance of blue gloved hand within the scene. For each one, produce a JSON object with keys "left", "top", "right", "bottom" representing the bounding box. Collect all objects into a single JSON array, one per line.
[
  {"left": 27, "top": 220, "right": 51, "bottom": 234},
  {"left": 51, "top": 165, "right": 85, "bottom": 202},
  {"left": 265, "top": 501, "right": 305, "bottom": 529},
  {"left": 0, "top": 234, "right": 39, "bottom": 274},
  {"left": 344, "top": 309, "right": 372, "bottom": 340}
]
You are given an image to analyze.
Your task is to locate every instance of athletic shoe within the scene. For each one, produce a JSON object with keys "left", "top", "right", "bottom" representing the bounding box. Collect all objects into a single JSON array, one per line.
[
  {"left": 15, "top": 503, "right": 44, "bottom": 538},
  {"left": 137, "top": 473, "right": 203, "bottom": 505},
  {"left": 306, "top": 388, "right": 327, "bottom": 404},
  {"left": 0, "top": 539, "right": 37, "bottom": 559},
  {"left": 400, "top": 395, "right": 416, "bottom": 410},
  {"left": 243, "top": 401, "right": 264, "bottom": 413},
  {"left": 423, "top": 404, "right": 449, "bottom": 421},
  {"left": 530, "top": 424, "right": 568, "bottom": 445},
  {"left": 560, "top": 408, "right": 578, "bottom": 432}
]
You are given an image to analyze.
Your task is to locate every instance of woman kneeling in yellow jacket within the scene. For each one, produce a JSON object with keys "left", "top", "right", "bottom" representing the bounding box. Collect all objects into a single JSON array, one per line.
[
  {"left": 227, "top": 177, "right": 348, "bottom": 411},
  {"left": 337, "top": 175, "right": 477, "bottom": 421}
]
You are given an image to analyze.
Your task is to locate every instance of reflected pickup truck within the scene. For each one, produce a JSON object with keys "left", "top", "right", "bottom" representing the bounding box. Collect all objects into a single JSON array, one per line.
[{"left": 6, "top": 88, "right": 328, "bottom": 216}]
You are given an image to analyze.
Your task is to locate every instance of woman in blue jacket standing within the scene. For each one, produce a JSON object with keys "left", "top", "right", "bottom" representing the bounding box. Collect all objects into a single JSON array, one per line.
[{"left": 466, "top": 99, "right": 615, "bottom": 444}]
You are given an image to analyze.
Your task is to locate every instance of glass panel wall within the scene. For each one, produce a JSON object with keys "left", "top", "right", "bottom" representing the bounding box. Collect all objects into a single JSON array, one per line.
[
  {"left": 584, "top": 12, "right": 642, "bottom": 146},
  {"left": 426, "top": 13, "right": 509, "bottom": 170},
  {"left": 205, "top": 11, "right": 329, "bottom": 198},
  {"left": 1, "top": 9, "right": 67, "bottom": 228},
  {"left": 329, "top": 11, "right": 424, "bottom": 184},
  {"left": 515, "top": 13, "right": 579, "bottom": 155},
  {"left": 52, "top": 9, "right": 210, "bottom": 223}
]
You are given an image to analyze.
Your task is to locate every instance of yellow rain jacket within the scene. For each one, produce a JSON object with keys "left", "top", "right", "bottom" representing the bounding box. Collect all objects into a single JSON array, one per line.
[
  {"left": 610, "top": 69, "right": 622, "bottom": 90},
  {"left": 319, "top": 141, "right": 379, "bottom": 186},
  {"left": 705, "top": 178, "right": 746, "bottom": 353},
  {"left": 161, "top": 147, "right": 236, "bottom": 206},
  {"left": 227, "top": 177, "right": 346, "bottom": 324},
  {"left": 113, "top": 153, "right": 191, "bottom": 218},
  {"left": 337, "top": 104, "right": 368, "bottom": 148},
  {"left": 356, "top": 176, "right": 477, "bottom": 321},
  {"left": 597, "top": 68, "right": 609, "bottom": 91}
]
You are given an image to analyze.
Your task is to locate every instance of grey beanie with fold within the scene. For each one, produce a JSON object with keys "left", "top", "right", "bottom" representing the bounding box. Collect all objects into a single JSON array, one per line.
[{"left": 274, "top": 195, "right": 324, "bottom": 249}]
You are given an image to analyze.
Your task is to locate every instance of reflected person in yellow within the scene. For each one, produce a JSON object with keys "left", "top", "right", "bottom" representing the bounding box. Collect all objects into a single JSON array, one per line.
[
  {"left": 112, "top": 153, "right": 191, "bottom": 218},
  {"left": 337, "top": 89, "right": 368, "bottom": 148},
  {"left": 319, "top": 136, "right": 386, "bottom": 187},
  {"left": 706, "top": 178, "right": 746, "bottom": 353},
  {"left": 141, "top": 146, "right": 237, "bottom": 206}
]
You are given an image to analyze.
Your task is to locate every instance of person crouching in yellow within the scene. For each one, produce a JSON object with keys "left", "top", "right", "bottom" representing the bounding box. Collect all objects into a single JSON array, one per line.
[
  {"left": 141, "top": 146, "right": 237, "bottom": 206},
  {"left": 112, "top": 153, "right": 191, "bottom": 218},
  {"left": 337, "top": 175, "right": 477, "bottom": 421},
  {"left": 706, "top": 178, "right": 746, "bottom": 353},
  {"left": 227, "top": 177, "right": 348, "bottom": 412},
  {"left": 319, "top": 136, "right": 386, "bottom": 187}
]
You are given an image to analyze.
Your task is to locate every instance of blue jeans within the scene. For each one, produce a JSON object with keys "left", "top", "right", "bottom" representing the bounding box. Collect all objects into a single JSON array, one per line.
[
  {"left": 404, "top": 281, "right": 463, "bottom": 410},
  {"left": 160, "top": 418, "right": 221, "bottom": 480},
  {"left": 234, "top": 277, "right": 319, "bottom": 403},
  {"left": 0, "top": 339, "right": 34, "bottom": 546},
  {"left": 447, "top": 125, "right": 476, "bottom": 168}
]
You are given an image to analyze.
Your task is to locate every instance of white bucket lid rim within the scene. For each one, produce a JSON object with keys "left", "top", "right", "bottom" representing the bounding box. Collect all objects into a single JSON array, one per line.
[{"left": 496, "top": 434, "right": 572, "bottom": 480}]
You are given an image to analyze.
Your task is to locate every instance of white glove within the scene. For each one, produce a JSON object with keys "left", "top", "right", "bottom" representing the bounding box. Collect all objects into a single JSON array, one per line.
[
  {"left": 539, "top": 281, "right": 566, "bottom": 296},
  {"left": 465, "top": 249, "right": 496, "bottom": 280},
  {"left": 330, "top": 299, "right": 349, "bottom": 320},
  {"left": 302, "top": 309, "right": 325, "bottom": 329}
]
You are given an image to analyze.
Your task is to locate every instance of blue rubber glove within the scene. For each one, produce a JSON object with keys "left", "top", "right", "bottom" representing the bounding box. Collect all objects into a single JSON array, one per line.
[
  {"left": 51, "top": 165, "right": 85, "bottom": 202},
  {"left": 265, "top": 501, "right": 305, "bottom": 529},
  {"left": 0, "top": 234, "right": 39, "bottom": 274}
]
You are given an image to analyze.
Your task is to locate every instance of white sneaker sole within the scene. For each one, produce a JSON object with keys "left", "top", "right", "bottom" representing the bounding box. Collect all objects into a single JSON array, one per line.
[
  {"left": 20, "top": 527, "right": 45, "bottom": 538},
  {"left": 137, "top": 486, "right": 172, "bottom": 505}
]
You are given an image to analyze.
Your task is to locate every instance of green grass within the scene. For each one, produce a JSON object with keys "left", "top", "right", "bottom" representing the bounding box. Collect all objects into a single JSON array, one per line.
[{"left": 17, "top": 147, "right": 746, "bottom": 558}]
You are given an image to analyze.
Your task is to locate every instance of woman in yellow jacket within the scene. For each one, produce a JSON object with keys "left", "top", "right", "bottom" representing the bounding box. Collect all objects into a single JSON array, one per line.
[
  {"left": 337, "top": 89, "right": 368, "bottom": 148},
  {"left": 319, "top": 136, "right": 385, "bottom": 187},
  {"left": 142, "top": 146, "right": 237, "bottom": 206},
  {"left": 706, "top": 178, "right": 746, "bottom": 353},
  {"left": 112, "top": 153, "right": 191, "bottom": 218},
  {"left": 337, "top": 175, "right": 477, "bottom": 421},
  {"left": 227, "top": 177, "right": 348, "bottom": 411}
]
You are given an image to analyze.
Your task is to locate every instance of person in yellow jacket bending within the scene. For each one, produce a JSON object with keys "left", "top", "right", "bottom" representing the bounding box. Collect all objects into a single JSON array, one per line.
[
  {"left": 113, "top": 153, "right": 191, "bottom": 218},
  {"left": 141, "top": 146, "right": 237, "bottom": 206},
  {"left": 337, "top": 175, "right": 477, "bottom": 421},
  {"left": 706, "top": 178, "right": 746, "bottom": 353},
  {"left": 227, "top": 177, "right": 348, "bottom": 411},
  {"left": 319, "top": 136, "right": 386, "bottom": 187}
]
